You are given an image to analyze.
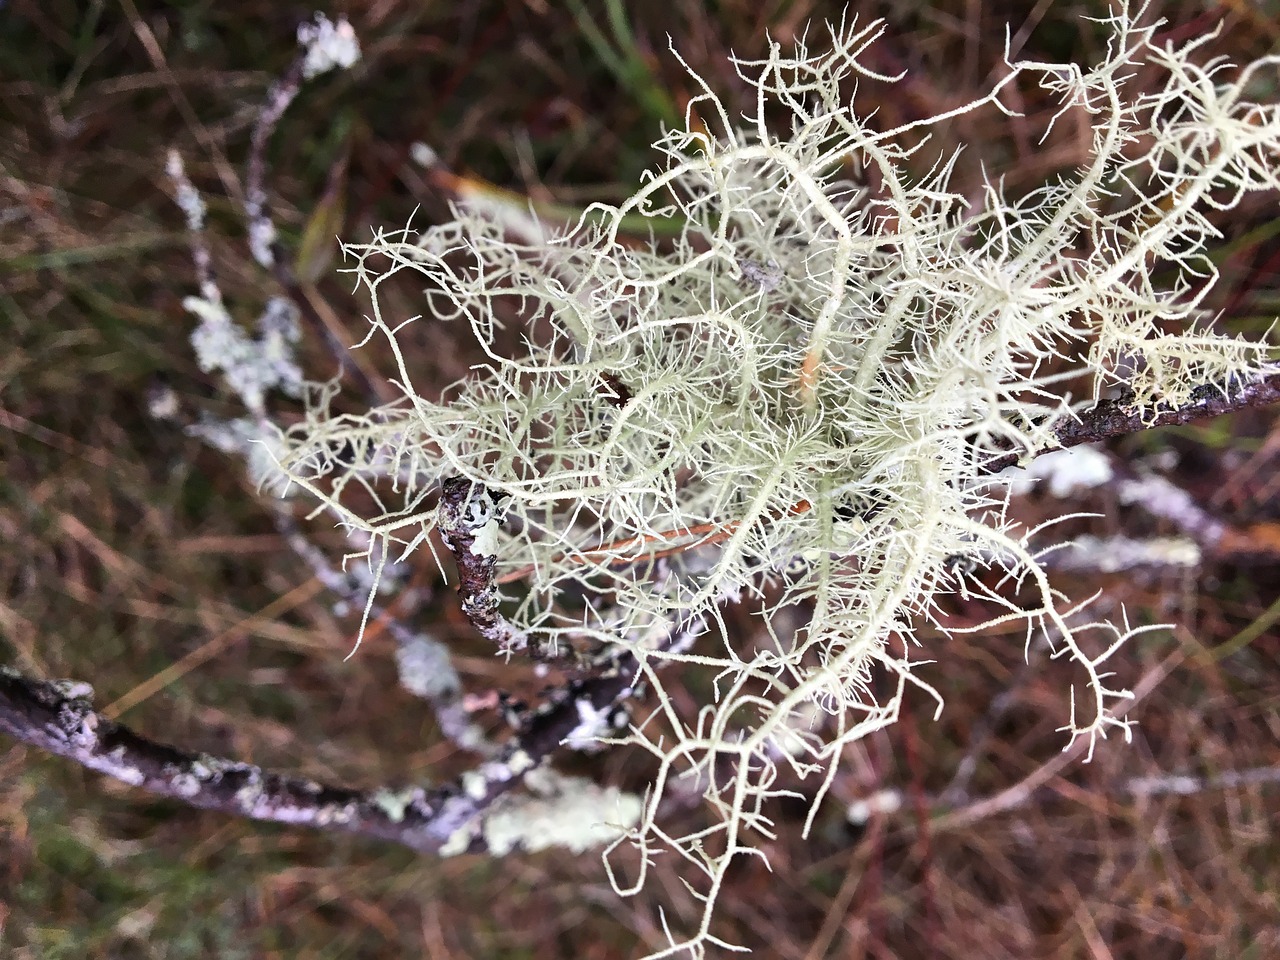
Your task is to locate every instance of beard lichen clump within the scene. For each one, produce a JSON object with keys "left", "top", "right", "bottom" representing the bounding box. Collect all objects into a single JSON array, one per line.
[{"left": 278, "top": 9, "right": 1279, "bottom": 955}]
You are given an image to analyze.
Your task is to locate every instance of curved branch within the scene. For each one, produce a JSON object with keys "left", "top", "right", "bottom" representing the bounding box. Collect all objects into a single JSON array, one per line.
[{"left": 0, "top": 663, "right": 636, "bottom": 856}]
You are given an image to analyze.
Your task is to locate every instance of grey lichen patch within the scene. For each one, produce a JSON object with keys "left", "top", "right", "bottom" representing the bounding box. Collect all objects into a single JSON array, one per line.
[
  {"left": 467, "top": 518, "right": 501, "bottom": 558},
  {"left": 1000, "top": 446, "right": 1114, "bottom": 499},
  {"left": 56, "top": 703, "right": 98, "bottom": 749},
  {"left": 737, "top": 257, "right": 784, "bottom": 293},
  {"left": 194, "top": 754, "right": 252, "bottom": 777},
  {"left": 562, "top": 698, "right": 616, "bottom": 752},
  {"left": 101, "top": 747, "right": 146, "bottom": 786},
  {"left": 315, "top": 802, "right": 356, "bottom": 826},
  {"left": 439, "top": 820, "right": 479, "bottom": 858},
  {"left": 1065, "top": 535, "right": 1201, "bottom": 572},
  {"left": 188, "top": 757, "right": 215, "bottom": 781},
  {"left": 170, "top": 772, "right": 203, "bottom": 798},
  {"left": 372, "top": 787, "right": 423, "bottom": 823},
  {"left": 51, "top": 679, "right": 95, "bottom": 700},
  {"left": 394, "top": 632, "right": 461, "bottom": 700},
  {"left": 459, "top": 753, "right": 532, "bottom": 804},
  {"left": 270, "top": 800, "right": 353, "bottom": 826},
  {"left": 117, "top": 766, "right": 146, "bottom": 786},
  {"left": 481, "top": 770, "right": 642, "bottom": 856},
  {"left": 233, "top": 773, "right": 266, "bottom": 813}
]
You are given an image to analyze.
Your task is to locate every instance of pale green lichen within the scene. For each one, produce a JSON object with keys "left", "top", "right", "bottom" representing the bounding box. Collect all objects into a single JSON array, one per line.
[
  {"left": 51, "top": 679, "right": 95, "bottom": 700},
  {"left": 460, "top": 771, "right": 488, "bottom": 801},
  {"left": 371, "top": 787, "right": 420, "bottom": 823},
  {"left": 438, "top": 821, "right": 476, "bottom": 858},
  {"left": 481, "top": 770, "right": 642, "bottom": 856},
  {"left": 257, "top": 7, "right": 1280, "bottom": 957},
  {"left": 506, "top": 750, "right": 535, "bottom": 775},
  {"left": 1005, "top": 447, "right": 1116, "bottom": 498},
  {"left": 467, "top": 518, "right": 501, "bottom": 558}
]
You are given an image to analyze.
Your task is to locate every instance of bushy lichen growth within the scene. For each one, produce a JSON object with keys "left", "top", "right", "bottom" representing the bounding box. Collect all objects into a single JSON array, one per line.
[{"left": 268, "top": 9, "right": 1279, "bottom": 956}]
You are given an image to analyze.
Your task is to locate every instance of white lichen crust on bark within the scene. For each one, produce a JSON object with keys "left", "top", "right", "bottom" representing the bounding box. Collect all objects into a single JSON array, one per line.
[{"left": 0, "top": 666, "right": 637, "bottom": 858}]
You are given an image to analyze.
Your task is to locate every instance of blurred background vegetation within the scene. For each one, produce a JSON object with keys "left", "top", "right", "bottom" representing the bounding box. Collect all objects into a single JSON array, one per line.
[{"left": 2, "top": 1, "right": 1280, "bottom": 957}]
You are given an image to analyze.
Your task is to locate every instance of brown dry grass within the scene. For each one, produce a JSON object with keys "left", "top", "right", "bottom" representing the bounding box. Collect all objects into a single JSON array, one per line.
[{"left": 2, "top": 1, "right": 1279, "bottom": 957}]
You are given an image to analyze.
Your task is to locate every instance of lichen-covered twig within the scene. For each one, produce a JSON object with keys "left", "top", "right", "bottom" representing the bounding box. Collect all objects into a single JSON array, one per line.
[
  {"left": 1105, "top": 453, "right": 1280, "bottom": 564},
  {"left": 498, "top": 373, "right": 1280, "bottom": 581},
  {"left": 236, "top": 16, "right": 383, "bottom": 405},
  {"left": 1002, "top": 428, "right": 1280, "bottom": 565},
  {"left": 985, "top": 372, "right": 1280, "bottom": 475},
  {"left": 0, "top": 662, "right": 640, "bottom": 856},
  {"left": 216, "top": 12, "right": 1280, "bottom": 952},
  {"left": 437, "top": 477, "right": 530, "bottom": 654},
  {"left": 0, "top": 666, "right": 464, "bottom": 853},
  {"left": 243, "top": 14, "right": 359, "bottom": 269},
  {"left": 166, "top": 14, "right": 368, "bottom": 417}
]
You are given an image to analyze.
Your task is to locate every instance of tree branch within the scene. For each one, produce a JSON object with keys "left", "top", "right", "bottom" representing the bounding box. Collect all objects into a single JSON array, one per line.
[
  {"left": 984, "top": 371, "right": 1280, "bottom": 475},
  {"left": 0, "top": 661, "right": 639, "bottom": 856}
]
